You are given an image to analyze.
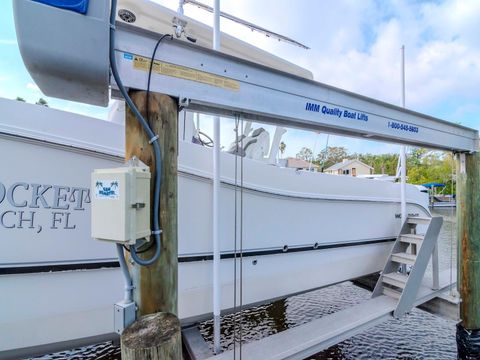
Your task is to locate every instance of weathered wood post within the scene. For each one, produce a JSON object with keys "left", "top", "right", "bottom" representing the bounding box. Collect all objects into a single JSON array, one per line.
[
  {"left": 456, "top": 152, "right": 480, "bottom": 359},
  {"left": 121, "top": 90, "right": 180, "bottom": 359},
  {"left": 121, "top": 312, "right": 181, "bottom": 359}
]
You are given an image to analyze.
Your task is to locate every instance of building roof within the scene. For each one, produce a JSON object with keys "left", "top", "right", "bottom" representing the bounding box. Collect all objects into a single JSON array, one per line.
[
  {"left": 325, "top": 159, "right": 374, "bottom": 171},
  {"left": 286, "top": 157, "right": 319, "bottom": 169}
]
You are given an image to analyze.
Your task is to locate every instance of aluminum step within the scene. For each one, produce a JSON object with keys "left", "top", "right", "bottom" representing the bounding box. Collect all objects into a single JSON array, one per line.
[
  {"left": 382, "top": 286, "right": 402, "bottom": 299},
  {"left": 407, "top": 216, "right": 431, "bottom": 225},
  {"left": 382, "top": 272, "right": 409, "bottom": 288},
  {"left": 391, "top": 252, "right": 417, "bottom": 266},
  {"left": 400, "top": 233, "right": 425, "bottom": 246},
  {"left": 372, "top": 216, "right": 444, "bottom": 318}
]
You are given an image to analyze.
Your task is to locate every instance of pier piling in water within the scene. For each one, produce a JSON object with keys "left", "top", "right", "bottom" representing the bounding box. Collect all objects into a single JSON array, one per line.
[
  {"left": 456, "top": 152, "right": 480, "bottom": 358},
  {"left": 123, "top": 90, "right": 180, "bottom": 358},
  {"left": 121, "top": 312, "right": 181, "bottom": 359}
]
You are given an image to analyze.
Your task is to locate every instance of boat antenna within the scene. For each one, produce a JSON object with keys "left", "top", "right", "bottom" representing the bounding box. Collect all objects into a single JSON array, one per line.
[
  {"left": 178, "top": 0, "right": 185, "bottom": 15},
  {"left": 308, "top": 132, "right": 320, "bottom": 171},
  {"left": 183, "top": 0, "right": 310, "bottom": 49},
  {"left": 320, "top": 134, "right": 330, "bottom": 172}
]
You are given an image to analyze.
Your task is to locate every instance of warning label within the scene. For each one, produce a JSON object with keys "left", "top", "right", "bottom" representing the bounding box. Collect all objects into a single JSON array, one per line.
[{"left": 131, "top": 55, "right": 240, "bottom": 91}]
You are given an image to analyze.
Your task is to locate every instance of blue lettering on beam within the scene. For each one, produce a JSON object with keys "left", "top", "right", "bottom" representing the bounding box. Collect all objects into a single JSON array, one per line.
[
  {"left": 305, "top": 102, "right": 320, "bottom": 112},
  {"left": 322, "top": 105, "right": 343, "bottom": 118},
  {"left": 304, "top": 102, "right": 368, "bottom": 122}
]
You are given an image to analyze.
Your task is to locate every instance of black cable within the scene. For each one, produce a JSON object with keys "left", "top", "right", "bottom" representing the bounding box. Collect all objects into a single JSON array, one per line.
[
  {"left": 146, "top": 34, "right": 173, "bottom": 126},
  {"left": 110, "top": 0, "right": 164, "bottom": 266},
  {"left": 129, "top": 33, "right": 173, "bottom": 257}
]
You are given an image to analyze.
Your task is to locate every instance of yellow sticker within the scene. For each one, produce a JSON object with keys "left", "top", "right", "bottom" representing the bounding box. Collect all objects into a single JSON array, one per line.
[{"left": 132, "top": 55, "right": 240, "bottom": 91}]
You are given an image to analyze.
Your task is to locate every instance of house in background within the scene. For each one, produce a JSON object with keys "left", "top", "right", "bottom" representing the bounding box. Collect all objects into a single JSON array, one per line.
[
  {"left": 325, "top": 159, "right": 373, "bottom": 177},
  {"left": 280, "top": 157, "right": 319, "bottom": 171}
]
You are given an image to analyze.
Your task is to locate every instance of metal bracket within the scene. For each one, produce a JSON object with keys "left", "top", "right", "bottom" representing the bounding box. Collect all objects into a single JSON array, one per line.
[
  {"left": 179, "top": 96, "right": 191, "bottom": 108},
  {"left": 131, "top": 203, "right": 145, "bottom": 209},
  {"left": 172, "top": 17, "right": 187, "bottom": 38}
]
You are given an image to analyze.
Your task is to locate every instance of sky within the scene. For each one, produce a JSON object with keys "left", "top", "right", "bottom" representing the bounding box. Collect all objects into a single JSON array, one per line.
[{"left": 0, "top": 0, "right": 479, "bottom": 158}]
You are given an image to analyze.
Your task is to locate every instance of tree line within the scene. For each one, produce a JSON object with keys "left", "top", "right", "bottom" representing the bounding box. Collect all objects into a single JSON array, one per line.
[{"left": 294, "top": 145, "right": 455, "bottom": 193}]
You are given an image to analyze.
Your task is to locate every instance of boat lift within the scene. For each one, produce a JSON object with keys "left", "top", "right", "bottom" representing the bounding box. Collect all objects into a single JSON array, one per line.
[
  {"left": 109, "top": 23, "right": 477, "bottom": 153},
  {"left": 14, "top": 2, "right": 478, "bottom": 152},
  {"left": 13, "top": 1, "right": 478, "bottom": 358},
  {"left": 108, "top": 24, "right": 477, "bottom": 359}
]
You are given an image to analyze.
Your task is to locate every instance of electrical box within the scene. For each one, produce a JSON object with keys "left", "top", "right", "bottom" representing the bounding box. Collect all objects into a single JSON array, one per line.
[
  {"left": 91, "top": 162, "right": 151, "bottom": 245},
  {"left": 114, "top": 301, "right": 136, "bottom": 334}
]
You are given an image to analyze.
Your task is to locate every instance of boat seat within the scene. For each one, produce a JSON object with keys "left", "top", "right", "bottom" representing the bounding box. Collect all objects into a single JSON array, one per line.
[{"left": 227, "top": 127, "right": 270, "bottom": 160}]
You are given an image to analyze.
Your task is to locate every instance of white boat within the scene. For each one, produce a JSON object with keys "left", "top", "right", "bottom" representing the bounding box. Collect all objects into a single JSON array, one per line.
[
  {"left": 1, "top": 1, "right": 430, "bottom": 357},
  {"left": 0, "top": 97, "right": 430, "bottom": 357}
]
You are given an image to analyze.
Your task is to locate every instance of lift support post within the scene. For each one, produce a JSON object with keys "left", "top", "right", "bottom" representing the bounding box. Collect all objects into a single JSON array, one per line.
[
  {"left": 456, "top": 152, "right": 480, "bottom": 359},
  {"left": 122, "top": 91, "right": 181, "bottom": 359}
]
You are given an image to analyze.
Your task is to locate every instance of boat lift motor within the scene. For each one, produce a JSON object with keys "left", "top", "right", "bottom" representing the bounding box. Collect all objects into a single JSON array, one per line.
[{"left": 13, "top": 0, "right": 110, "bottom": 106}]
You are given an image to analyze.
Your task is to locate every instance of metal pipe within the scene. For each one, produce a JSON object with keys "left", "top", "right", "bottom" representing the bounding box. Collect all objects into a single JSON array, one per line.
[
  {"left": 177, "top": 0, "right": 185, "bottom": 15},
  {"left": 432, "top": 243, "right": 440, "bottom": 290},
  {"left": 116, "top": 244, "right": 133, "bottom": 303},
  {"left": 212, "top": 0, "right": 222, "bottom": 354},
  {"left": 400, "top": 146, "right": 406, "bottom": 221},
  {"left": 400, "top": 45, "right": 407, "bottom": 223}
]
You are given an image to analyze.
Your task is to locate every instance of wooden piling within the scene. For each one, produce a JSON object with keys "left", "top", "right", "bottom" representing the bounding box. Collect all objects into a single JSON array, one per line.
[
  {"left": 123, "top": 90, "right": 180, "bottom": 358},
  {"left": 121, "top": 312, "right": 181, "bottom": 359},
  {"left": 456, "top": 152, "right": 480, "bottom": 358}
]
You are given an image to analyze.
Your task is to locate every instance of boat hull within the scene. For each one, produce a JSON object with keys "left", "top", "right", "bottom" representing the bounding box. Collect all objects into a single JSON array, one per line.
[{"left": 0, "top": 99, "right": 430, "bottom": 355}]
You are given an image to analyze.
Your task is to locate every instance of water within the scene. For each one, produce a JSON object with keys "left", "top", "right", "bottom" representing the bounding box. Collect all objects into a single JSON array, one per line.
[
  {"left": 35, "top": 208, "right": 458, "bottom": 359},
  {"left": 31, "top": 342, "right": 120, "bottom": 360}
]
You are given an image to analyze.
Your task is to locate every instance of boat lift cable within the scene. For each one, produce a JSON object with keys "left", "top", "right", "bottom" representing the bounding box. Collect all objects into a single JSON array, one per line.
[
  {"left": 233, "top": 115, "right": 239, "bottom": 357},
  {"left": 450, "top": 152, "right": 455, "bottom": 296},
  {"left": 239, "top": 115, "right": 245, "bottom": 354},
  {"left": 232, "top": 114, "right": 245, "bottom": 357},
  {"left": 110, "top": 0, "right": 162, "bottom": 266}
]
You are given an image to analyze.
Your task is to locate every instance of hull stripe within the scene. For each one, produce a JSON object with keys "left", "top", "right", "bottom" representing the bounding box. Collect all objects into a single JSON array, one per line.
[{"left": 0, "top": 238, "right": 395, "bottom": 275}]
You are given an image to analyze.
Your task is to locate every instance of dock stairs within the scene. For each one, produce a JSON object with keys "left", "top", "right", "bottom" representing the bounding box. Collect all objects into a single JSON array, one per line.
[
  {"left": 192, "top": 215, "right": 452, "bottom": 360},
  {"left": 372, "top": 215, "right": 443, "bottom": 318}
]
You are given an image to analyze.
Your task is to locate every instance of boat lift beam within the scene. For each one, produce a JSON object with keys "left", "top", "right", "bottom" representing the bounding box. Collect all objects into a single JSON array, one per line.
[{"left": 113, "top": 23, "right": 478, "bottom": 153}]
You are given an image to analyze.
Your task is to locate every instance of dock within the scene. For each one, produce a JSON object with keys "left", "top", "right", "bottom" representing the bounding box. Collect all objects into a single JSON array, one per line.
[{"left": 184, "top": 269, "right": 455, "bottom": 360}]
